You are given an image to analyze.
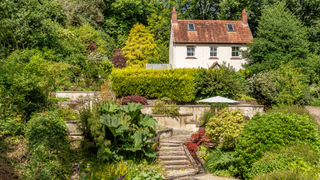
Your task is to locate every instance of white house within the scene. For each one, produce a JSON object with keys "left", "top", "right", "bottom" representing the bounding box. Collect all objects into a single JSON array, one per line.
[{"left": 169, "top": 8, "right": 253, "bottom": 70}]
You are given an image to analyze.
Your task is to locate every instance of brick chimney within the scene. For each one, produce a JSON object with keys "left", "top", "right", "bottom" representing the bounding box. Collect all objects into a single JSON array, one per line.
[
  {"left": 241, "top": 9, "right": 248, "bottom": 25},
  {"left": 172, "top": 7, "right": 177, "bottom": 24}
]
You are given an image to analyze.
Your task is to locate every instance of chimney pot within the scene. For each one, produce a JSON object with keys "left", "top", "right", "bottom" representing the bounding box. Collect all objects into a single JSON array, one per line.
[
  {"left": 241, "top": 9, "right": 248, "bottom": 25},
  {"left": 172, "top": 7, "right": 177, "bottom": 24}
]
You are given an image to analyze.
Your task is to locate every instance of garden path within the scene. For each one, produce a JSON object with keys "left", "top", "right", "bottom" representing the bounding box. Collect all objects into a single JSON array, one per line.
[
  {"left": 159, "top": 129, "right": 239, "bottom": 180},
  {"left": 306, "top": 106, "right": 320, "bottom": 124}
]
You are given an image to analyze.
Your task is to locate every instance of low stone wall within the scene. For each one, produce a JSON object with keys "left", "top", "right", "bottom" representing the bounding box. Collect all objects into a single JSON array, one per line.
[
  {"left": 151, "top": 114, "right": 194, "bottom": 131},
  {"left": 142, "top": 104, "right": 264, "bottom": 123},
  {"left": 55, "top": 91, "right": 99, "bottom": 101}
]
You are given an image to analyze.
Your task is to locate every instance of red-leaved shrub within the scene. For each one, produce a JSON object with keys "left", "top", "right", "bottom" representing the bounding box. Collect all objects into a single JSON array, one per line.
[
  {"left": 111, "top": 49, "right": 128, "bottom": 68},
  {"left": 184, "top": 129, "right": 210, "bottom": 155},
  {"left": 121, "top": 94, "right": 148, "bottom": 105}
]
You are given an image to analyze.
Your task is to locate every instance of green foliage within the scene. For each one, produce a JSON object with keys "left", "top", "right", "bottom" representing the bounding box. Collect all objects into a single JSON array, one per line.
[
  {"left": 266, "top": 105, "right": 311, "bottom": 116},
  {"left": 199, "top": 110, "right": 215, "bottom": 125},
  {"left": 79, "top": 102, "right": 158, "bottom": 161},
  {"left": 250, "top": 144, "right": 319, "bottom": 179},
  {"left": 65, "top": 0, "right": 106, "bottom": 29},
  {"left": 205, "top": 109, "right": 245, "bottom": 150},
  {"left": 82, "top": 160, "right": 164, "bottom": 180},
  {"left": 194, "top": 64, "right": 243, "bottom": 100},
  {"left": 122, "top": 23, "right": 158, "bottom": 68},
  {"left": 103, "top": 0, "right": 158, "bottom": 48},
  {"left": 71, "top": 23, "right": 115, "bottom": 59},
  {"left": 20, "top": 144, "right": 70, "bottom": 180},
  {"left": 253, "top": 170, "right": 317, "bottom": 180},
  {"left": 0, "top": 117, "right": 24, "bottom": 137},
  {"left": 56, "top": 106, "right": 80, "bottom": 120},
  {"left": 0, "top": 0, "right": 67, "bottom": 54},
  {"left": 0, "top": 49, "right": 70, "bottom": 116},
  {"left": 167, "top": 0, "right": 220, "bottom": 20},
  {"left": 243, "top": 2, "right": 309, "bottom": 75},
  {"left": 312, "top": 98, "right": 320, "bottom": 107},
  {"left": 219, "top": 0, "right": 320, "bottom": 37},
  {"left": 146, "top": 6, "right": 171, "bottom": 64},
  {"left": 26, "top": 111, "right": 69, "bottom": 151},
  {"left": 110, "top": 68, "right": 197, "bottom": 102},
  {"left": 234, "top": 112, "right": 320, "bottom": 179},
  {"left": 24, "top": 111, "right": 71, "bottom": 179},
  {"left": 248, "top": 65, "right": 312, "bottom": 107},
  {"left": 152, "top": 98, "right": 180, "bottom": 115},
  {"left": 205, "top": 150, "right": 236, "bottom": 178}
]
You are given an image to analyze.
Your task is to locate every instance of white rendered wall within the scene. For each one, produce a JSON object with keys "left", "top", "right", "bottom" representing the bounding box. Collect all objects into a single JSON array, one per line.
[{"left": 173, "top": 44, "right": 248, "bottom": 70}]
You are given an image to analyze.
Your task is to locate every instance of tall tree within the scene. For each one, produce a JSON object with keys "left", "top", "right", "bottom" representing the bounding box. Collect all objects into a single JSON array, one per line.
[
  {"left": 103, "top": 0, "right": 159, "bottom": 48},
  {"left": 146, "top": 3, "right": 171, "bottom": 63},
  {"left": 0, "top": 0, "right": 66, "bottom": 53},
  {"left": 219, "top": 0, "right": 320, "bottom": 36},
  {"left": 122, "top": 23, "right": 157, "bottom": 68},
  {"left": 62, "top": 0, "right": 106, "bottom": 30},
  {"left": 167, "top": 0, "right": 221, "bottom": 20},
  {"left": 243, "top": 2, "right": 309, "bottom": 75}
]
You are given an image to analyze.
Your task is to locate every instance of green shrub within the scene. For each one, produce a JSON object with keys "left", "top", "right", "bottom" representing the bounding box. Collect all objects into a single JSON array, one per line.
[
  {"left": 82, "top": 160, "right": 164, "bottom": 180},
  {"left": 253, "top": 170, "right": 317, "bottom": 180},
  {"left": 267, "top": 105, "right": 311, "bottom": 115},
  {"left": 235, "top": 112, "right": 320, "bottom": 179},
  {"left": 20, "top": 144, "right": 70, "bottom": 180},
  {"left": 0, "top": 117, "right": 25, "bottom": 137},
  {"left": 194, "top": 64, "right": 243, "bottom": 100},
  {"left": 248, "top": 65, "right": 312, "bottom": 107},
  {"left": 24, "top": 111, "right": 71, "bottom": 179},
  {"left": 250, "top": 144, "right": 319, "bottom": 179},
  {"left": 110, "top": 68, "right": 197, "bottom": 102},
  {"left": 26, "top": 111, "right": 69, "bottom": 150},
  {"left": 206, "top": 109, "right": 245, "bottom": 150},
  {"left": 199, "top": 110, "right": 215, "bottom": 125},
  {"left": 205, "top": 150, "right": 236, "bottom": 178},
  {"left": 312, "top": 98, "right": 320, "bottom": 107},
  {"left": 79, "top": 102, "right": 158, "bottom": 161}
]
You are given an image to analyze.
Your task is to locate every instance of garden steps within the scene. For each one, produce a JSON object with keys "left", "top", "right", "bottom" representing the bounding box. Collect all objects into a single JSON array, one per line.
[
  {"left": 157, "top": 156, "right": 188, "bottom": 160},
  {"left": 158, "top": 146, "right": 184, "bottom": 151},
  {"left": 159, "top": 143, "right": 183, "bottom": 147},
  {"left": 157, "top": 139, "right": 199, "bottom": 180}
]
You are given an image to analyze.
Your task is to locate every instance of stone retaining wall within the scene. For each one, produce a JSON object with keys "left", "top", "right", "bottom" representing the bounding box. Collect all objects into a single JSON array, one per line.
[
  {"left": 142, "top": 104, "right": 264, "bottom": 123},
  {"left": 55, "top": 91, "right": 98, "bottom": 101}
]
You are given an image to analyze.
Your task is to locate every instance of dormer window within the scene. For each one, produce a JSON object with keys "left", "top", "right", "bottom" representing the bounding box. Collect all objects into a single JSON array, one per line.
[
  {"left": 226, "top": 24, "right": 235, "bottom": 32},
  {"left": 188, "top": 23, "right": 195, "bottom": 31}
]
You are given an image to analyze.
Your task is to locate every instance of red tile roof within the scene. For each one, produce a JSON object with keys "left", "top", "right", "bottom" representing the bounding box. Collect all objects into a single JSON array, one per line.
[{"left": 172, "top": 20, "right": 253, "bottom": 44}]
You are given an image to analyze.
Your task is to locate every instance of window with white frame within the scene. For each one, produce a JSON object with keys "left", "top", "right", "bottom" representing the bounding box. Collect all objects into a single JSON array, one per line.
[
  {"left": 210, "top": 46, "right": 218, "bottom": 57},
  {"left": 187, "top": 46, "right": 196, "bottom": 57},
  {"left": 231, "top": 46, "right": 240, "bottom": 57}
]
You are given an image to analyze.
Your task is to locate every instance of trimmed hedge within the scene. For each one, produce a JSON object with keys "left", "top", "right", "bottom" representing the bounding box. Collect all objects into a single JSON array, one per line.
[{"left": 110, "top": 68, "right": 198, "bottom": 102}]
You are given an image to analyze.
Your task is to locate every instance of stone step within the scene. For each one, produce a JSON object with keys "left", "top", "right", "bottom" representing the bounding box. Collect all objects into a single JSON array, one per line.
[
  {"left": 158, "top": 151, "right": 185, "bottom": 156},
  {"left": 161, "top": 160, "right": 190, "bottom": 166},
  {"left": 159, "top": 147, "right": 184, "bottom": 151},
  {"left": 160, "top": 143, "right": 182, "bottom": 147},
  {"left": 157, "top": 156, "right": 188, "bottom": 160},
  {"left": 69, "top": 133, "right": 82, "bottom": 136},
  {"left": 162, "top": 165, "right": 194, "bottom": 170},
  {"left": 160, "top": 140, "right": 184, "bottom": 144}
]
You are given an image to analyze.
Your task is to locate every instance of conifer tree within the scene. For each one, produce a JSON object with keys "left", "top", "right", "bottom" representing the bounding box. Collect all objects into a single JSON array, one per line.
[
  {"left": 122, "top": 23, "right": 157, "bottom": 68},
  {"left": 243, "top": 2, "right": 309, "bottom": 74}
]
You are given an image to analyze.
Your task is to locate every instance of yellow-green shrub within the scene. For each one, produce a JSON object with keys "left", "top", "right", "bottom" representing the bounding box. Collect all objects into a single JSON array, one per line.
[
  {"left": 110, "top": 68, "right": 198, "bottom": 102},
  {"left": 83, "top": 160, "right": 165, "bottom": 180},
  {"left": 205, "top": 109, "right": 246, "bottom": 150}
]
